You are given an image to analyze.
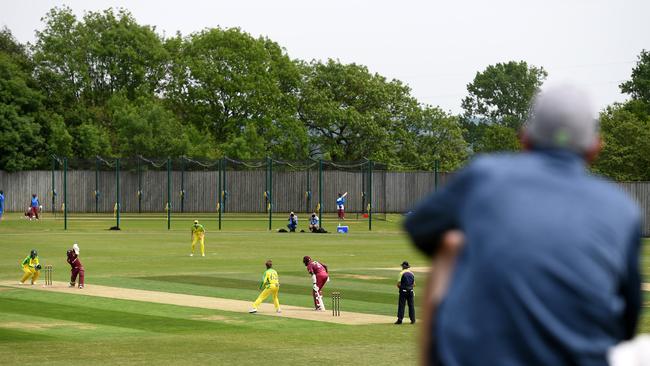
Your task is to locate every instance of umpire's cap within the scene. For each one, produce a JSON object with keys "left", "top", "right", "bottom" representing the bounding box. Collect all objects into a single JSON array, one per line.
[{"left": 401, "top": 261, "right": 410, "bottom": 269}]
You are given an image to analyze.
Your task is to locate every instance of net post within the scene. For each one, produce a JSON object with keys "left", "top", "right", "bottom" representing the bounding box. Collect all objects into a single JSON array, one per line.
[
  {"left": 369, "top": 160, "right": 373, "bottom": 231},
  {"left": 223, "top": 158, "right": 227, "bottom": 213},
  {"left": 137, "top": 157, "right": 142, "bottom": 214},
  {"left": 51, "top": 156, "right": 55, "bottom": 215},
  {"left": 180, "top": 157, "right": 185, "bottom": 213},
  {"left": 64, "top": 157, "right": 68, "bottom": 230},
  {"left": 434, "top": 159, "right": 439, "bottom": 191},
  {"left": 116, "top": 158, "right": 120, "bottom": 229},
  {"left": 167, "top": 157, "right": 171, "bottom": 230},
  {"left": 95, "top": 156, "right": 99, "bottom": 213},
  {"left": 218, "top": 157, "right": 222, "bottom": 230},
  {"left": 266, "top": 157, "right": 273, "bottom": 231},
  {"left": 306, "top": 167, "right": 311, "bottom": 214},
  {"left": 318, "top": 159, "right": 323, "bottom": 229}
]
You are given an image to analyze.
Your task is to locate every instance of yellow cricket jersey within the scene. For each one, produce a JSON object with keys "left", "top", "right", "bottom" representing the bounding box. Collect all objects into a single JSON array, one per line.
[
  {"left": 191, "top": 224, "right": 205, "bottom": 236},
  {"left": 21, "top": 255, "right": 39, "bottom": 268},
  {"left": 260, "top": 269, "right": 279, "bottom": 289}
]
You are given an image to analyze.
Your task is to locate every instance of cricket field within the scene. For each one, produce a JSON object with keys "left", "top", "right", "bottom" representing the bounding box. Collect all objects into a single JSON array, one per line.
[{"left": 0, "top": 213, "right": 648, "bottom": 365}]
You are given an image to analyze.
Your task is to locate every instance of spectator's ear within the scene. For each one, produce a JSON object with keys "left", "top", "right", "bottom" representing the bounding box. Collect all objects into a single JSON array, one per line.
[
  {"left": 519, "top": 130, "right": 532, "bottom": 151},
  {"left": 584, "top": 136, "right": 602, "bottom": 164}
]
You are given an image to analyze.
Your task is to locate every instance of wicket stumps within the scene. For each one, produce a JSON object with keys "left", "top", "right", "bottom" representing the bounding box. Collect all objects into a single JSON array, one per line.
[
  {"left": 331, "top": 292, "right": 341, "bottom": 316},
  {"left": 44, "top": 265, "right": 53, "bottom": 286}
]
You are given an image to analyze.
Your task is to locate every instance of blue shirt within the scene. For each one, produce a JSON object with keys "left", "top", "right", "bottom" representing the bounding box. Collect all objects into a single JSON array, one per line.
[
  {"left": 31, "top": 197, "right": 39, "bottom": 207},
  {"left": 309, "top": 216, "right": 319, "bottom": 225},
  {"left": 288, "top": 216, "right": 297, "bottom": 226},
  {"left": 0, "top": 193, "right": 4, "bottom": 211},
  {"left": 405, "top": 151, "right": 641, "bottom": 366},
  {"left": 336, "top": 197, "right": 346, "bottom": 208}
]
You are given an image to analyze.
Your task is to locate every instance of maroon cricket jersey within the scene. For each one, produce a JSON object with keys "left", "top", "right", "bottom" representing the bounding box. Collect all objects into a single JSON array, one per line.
[
  {"left": 67, "top": 252, "right": 83, "bottom": 269},
  {"left": 307, "top": 261, "right": 327, "bottom": 275}
]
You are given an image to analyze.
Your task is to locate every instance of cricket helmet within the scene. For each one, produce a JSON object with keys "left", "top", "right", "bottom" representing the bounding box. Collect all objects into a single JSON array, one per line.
[
  {"left": 30, "top": 249, "right": 37, "bottom": 258},
  {"left": 194, "top": 220, "right": 199, "bottom": 224},
  {"left": 302, "top": 256, "right": 311, "bottom": 266}
]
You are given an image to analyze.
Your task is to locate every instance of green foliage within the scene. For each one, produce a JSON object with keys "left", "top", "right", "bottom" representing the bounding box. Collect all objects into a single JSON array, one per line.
[
  {"left": 167, "top": 28, "right": 307, "bottom": 159},
  {"left": 402, "top": 106, "right": 468, "bottom": 171},
  {"left": 592, "top": 100, "right": 650, "bottom": 181},
  {"left": 0, "top": 50, "right": 45, "bottom": 171},
  {"left": 461, "top": 61, "right": 545, "bottom": 153},
  {"left": 462, "top": 61, "right": 547, "bottom": 128},
  {"left": 620, "top": 50, "right": 650, "bottom": 104},
  {"left": 109, "top": 94, "right": 216, "bottom": 158},
  {"left": 298, "top": 59, "right": 421, "bottom": 163},
  {"left": 71, "top": 122, "right": 112, "bottom": 158},
  {"left": 473, "top": 124, "right": 520, "bottom": 153}
]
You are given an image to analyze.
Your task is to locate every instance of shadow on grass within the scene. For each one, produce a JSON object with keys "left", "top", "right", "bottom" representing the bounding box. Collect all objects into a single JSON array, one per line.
[
  {"left": 0, "top": 327, "right": 54, "bottom": 342},
  {"left": 140, "top": 275, "right": 397, "bottom": 305}
]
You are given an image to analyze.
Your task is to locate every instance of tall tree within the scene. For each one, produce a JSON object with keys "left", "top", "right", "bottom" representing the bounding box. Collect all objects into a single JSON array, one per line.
[
  {"left": 619, "top": 50, "right": 650, "bottom": 105},
  {"left": 462, "top": 61, "right": 547, "bottom": 128},
  {"left": 166, "top": 28, "right": 307, "bottom": 159},
  {"left": 298, "top": 59, "right": 420, "bottom": 162},
  {"left": 33, "top": 7, "right": 169, "bottom": 112}
]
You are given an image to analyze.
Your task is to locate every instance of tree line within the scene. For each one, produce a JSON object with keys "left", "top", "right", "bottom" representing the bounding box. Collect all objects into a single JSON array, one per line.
[{"left": 1, "top": 7, "right": 648, "bottom": 180}]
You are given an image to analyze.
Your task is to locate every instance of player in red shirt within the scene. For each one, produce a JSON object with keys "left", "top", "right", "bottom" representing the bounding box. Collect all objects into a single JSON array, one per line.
[
  {"left": 303, "top": 255, "right": 329, "bottom": 310},
  {"left": 66, "top": 243, "right": 85, "bottom": 289}
]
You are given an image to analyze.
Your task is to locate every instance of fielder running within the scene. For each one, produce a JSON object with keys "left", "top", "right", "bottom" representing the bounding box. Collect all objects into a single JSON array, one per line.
[
  {"left": 190, "top": 220, "right": 205, "bottom": 257},
  {"left": 249, "top": 260, "right": 281, "bottom": 314},
  {"left": 19, "top": 249, "right": 41, "bottom": 285},
  {"left": 303, "top": 256, "right": 329, "bottom": 310},
  {"left": 66, "top": 243, "right": 85, "bottom": 289}
]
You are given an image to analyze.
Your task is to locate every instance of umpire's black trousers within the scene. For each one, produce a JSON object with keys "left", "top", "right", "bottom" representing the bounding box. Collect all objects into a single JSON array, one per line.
[{"left": 397, "top": 289, "right": 415, "bottom": 322}]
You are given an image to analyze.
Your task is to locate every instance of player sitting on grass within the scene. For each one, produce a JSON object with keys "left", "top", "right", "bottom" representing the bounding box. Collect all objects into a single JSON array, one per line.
[
  {"left": 66, "top": 243, "right": 85, "bottom": 289},
  {"left": 190, "top": 220, "right": 205, "bottom": 257},
  {"left": 249, "top": 260, "right": 281, "bottom": 314},
  {"left": 287, "top": 212, "right": 298, "bottom": 232},
  {"left": 19, "top": 249, "right": 41, "bottom": 285},
  {"left": 303, "top": 256, "right": 329, "bottom": 311},
  {"left": 308, "top": 213, "right": 319, "bottom": 232}
]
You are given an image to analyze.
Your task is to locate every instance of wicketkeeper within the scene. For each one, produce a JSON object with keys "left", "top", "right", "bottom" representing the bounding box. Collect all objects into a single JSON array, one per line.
[
  {"left": 303, "top": 255, "right": 329, "bottom": 310},
  {"left": 67, "top": 243, "right": 85, "bottom": 289},
  {"left": 19, "top": 249, "right": 41, "bottom": 285}
]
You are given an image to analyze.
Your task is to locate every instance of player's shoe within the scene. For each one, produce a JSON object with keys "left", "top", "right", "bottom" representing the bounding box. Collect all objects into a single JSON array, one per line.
[
  {"left": 394, "top": 320, "right": 403, "bottom": 325},
  {"left": 78, "top": 285, "right": 84, "bottom": 289},
  {"left": 190, "top": 253, "right": 193, "bottom": 257},
  {"left": 410, "top": 320, "right": 416, "bottom": 324},
  {"left": 201, "top": 254, "right": 205, "bottom": 257},
  {"left": 69, "top": 282, "right": 75, "bottom": 287},
  {"left": 248, "top": 308, "right": 257, "bottom": 314},
  {"left": 276, "top": 309, "right": 282, "bottom": 313}
]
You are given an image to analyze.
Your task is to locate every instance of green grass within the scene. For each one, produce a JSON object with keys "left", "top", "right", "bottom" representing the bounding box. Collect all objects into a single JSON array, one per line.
[{"left": 0, "top": 212, "right": 648, "bottom": 365}]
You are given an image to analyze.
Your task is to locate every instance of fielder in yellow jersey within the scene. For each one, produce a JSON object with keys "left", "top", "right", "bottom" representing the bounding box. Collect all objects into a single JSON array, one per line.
[
  {"left": 249, "top": 260, "right": 281, "bottom": 313},
  {"left": 190, "top": 220, "right": 205, "bottom": 257},
  {"left": 20, "top": 249, "right": 41, "bottom": 285}
]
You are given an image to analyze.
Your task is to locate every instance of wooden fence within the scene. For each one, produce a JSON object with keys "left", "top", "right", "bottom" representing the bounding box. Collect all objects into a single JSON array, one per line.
[{"left": 1, "top": 170, "right": 649, "bottom": 235}]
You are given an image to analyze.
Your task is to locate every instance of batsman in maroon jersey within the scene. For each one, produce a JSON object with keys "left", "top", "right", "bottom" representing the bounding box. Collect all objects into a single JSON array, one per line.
[
  {"left": 303, "top": 255, "right": 329, "bottom": 310},
  {"left": 67, "top": 244, "right": 85, "bottom": 289}
]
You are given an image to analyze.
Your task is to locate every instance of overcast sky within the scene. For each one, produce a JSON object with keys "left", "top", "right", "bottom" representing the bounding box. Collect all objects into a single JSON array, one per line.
[{"left": 2, "top": 0, "right": 648, "bottom": 114}]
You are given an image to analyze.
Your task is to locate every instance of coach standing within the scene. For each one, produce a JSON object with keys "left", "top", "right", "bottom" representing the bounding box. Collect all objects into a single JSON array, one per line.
[
  {"left": 395, "top": 261, "right": 415, "bottom": 325},
  {"left": 405, "top": 85, "right": 641, "bottom": 365}
]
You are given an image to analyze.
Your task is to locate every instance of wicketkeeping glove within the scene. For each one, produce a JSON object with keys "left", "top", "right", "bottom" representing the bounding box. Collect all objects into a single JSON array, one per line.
[{"left": 35, "top": 264, "right": 42, "bottom": 270}]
